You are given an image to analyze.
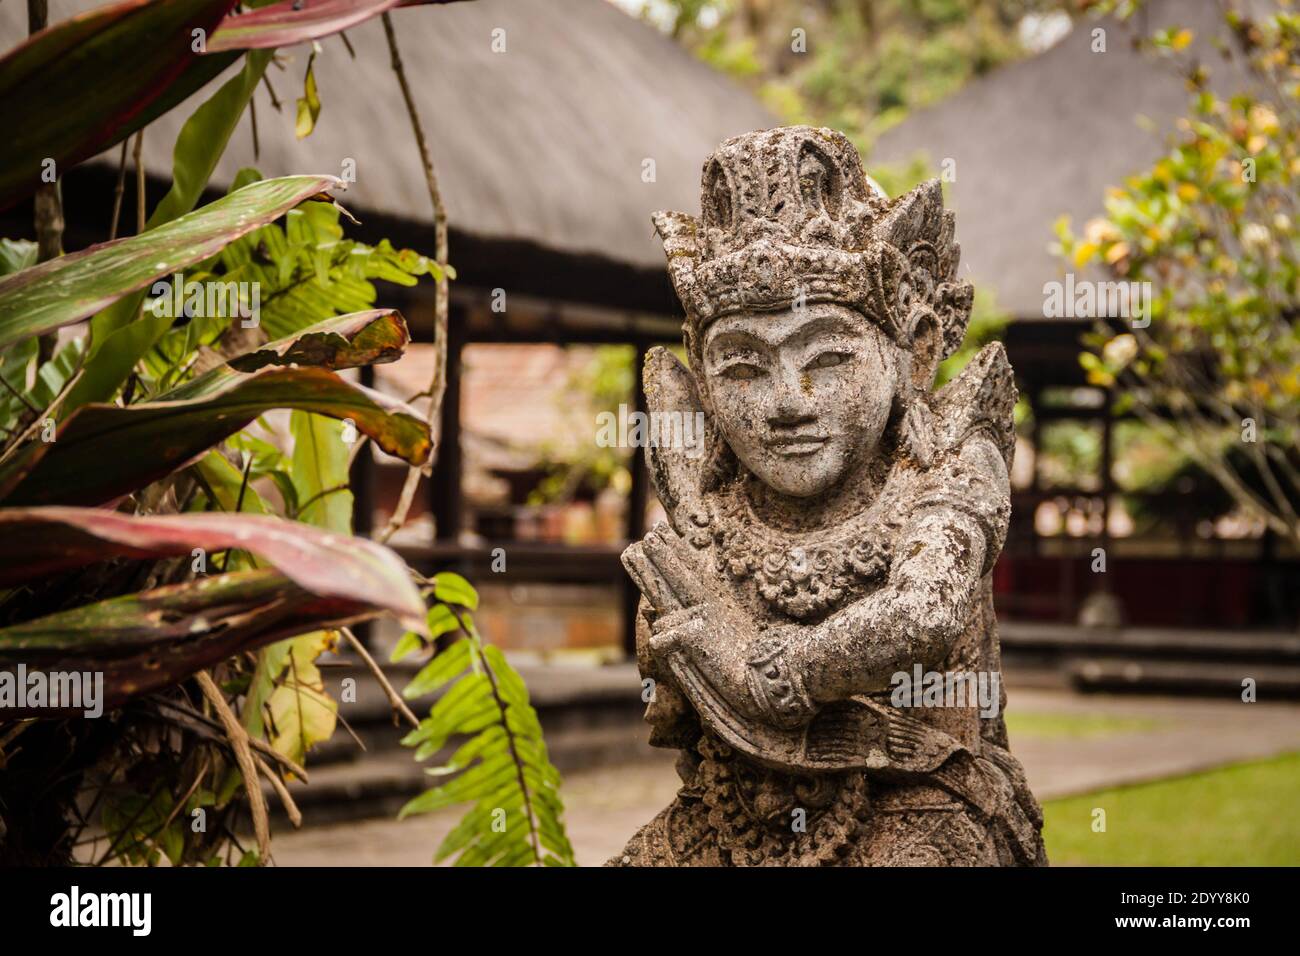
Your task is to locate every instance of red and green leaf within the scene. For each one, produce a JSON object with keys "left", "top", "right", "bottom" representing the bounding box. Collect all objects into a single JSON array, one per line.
[
  {"left": 0, "top": 364, "right": 429, "bottom": 507},
  {"left": 0, "top": 0, "right": 241, "bottom": 210},
  {"left": 206, "top": 0, "right": 461, "bottom": 53},
  {"left": 0, "top": 175, "right": 344, "bottom": 351},
  {"left": 228, "top": 308, "right": 411, "bottom": 373},
  {"left": 0, "top": 569, "right": 397, "bottom": 714},
  {"left": 0, "top": 506, "right": 426, "bottom": 630}
]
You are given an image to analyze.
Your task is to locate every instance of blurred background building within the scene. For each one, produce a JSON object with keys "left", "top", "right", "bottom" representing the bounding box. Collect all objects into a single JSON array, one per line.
[{"left": 4, "top": 0, "right": 1296, "bottom": 681}]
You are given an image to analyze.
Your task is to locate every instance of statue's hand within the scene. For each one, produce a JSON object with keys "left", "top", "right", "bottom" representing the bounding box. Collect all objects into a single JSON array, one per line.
[
  {"left": 623, "top": 523, "right": 814, "bottom": 730},
  {"left": 623, "top": 524, "right": 758, "bottom": 716},
  {"left": 647, "top": 602, "right": 765, "bottom": 719}
]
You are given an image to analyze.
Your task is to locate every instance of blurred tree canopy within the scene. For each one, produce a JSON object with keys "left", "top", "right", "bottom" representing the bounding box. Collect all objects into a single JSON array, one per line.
[
  {"left": 627, "top": 0, "right": 1076, "bottom": 150},
  {"left": 1058, "top": 0, "right": 1300, "bottom": 546}
]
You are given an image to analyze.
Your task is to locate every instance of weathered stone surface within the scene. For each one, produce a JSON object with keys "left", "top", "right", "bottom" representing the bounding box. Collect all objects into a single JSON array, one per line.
[{"left": 609, "top": 126, "right": 1047, "bottom": 866}]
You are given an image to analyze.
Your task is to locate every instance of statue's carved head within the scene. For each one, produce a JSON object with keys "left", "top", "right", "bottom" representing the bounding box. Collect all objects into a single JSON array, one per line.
[{"left": 653, "top": 126, "right": 973, "bottom": 498}]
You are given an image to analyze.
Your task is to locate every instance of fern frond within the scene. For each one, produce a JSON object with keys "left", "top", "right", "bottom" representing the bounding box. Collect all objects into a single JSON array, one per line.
[{"left": 397, "top": 574, "right": 577, "bottom": 867}]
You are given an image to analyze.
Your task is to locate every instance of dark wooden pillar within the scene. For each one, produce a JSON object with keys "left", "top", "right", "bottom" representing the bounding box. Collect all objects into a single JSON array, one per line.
[
  {"left": 431, "top": 304, "right": 466, "bottom": 545},
  {"left": 1098, "top": 389, "right": 1114, "bottom": 595},
  {"left": 621, "top": 341, "right": 650, "bottom": 658},
  {"left": 1100, "top": 390, "right": 1113, "bottom": 548},
  {"left": 349, "top": 365, "right": 376, "bottom": 647},
  {"left": 1028, "top": 386, "right": 1042, "bottom": 559},
  {"left": 350, "top": 364, "right": 376, "bottom": 539}
]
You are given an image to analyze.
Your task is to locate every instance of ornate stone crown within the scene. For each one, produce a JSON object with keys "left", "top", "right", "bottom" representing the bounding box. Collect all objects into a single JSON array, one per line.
[{"left": 654, "top": 126, "right": 974, "bottom": 362}]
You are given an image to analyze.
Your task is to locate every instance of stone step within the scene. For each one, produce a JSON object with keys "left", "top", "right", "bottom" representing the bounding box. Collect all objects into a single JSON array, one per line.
[
  {"left": 319, "top": 658, "right": 644, "bottom": 727},
  {"left": 257, "top": 658, "right": 654, "bottom": 825},
  {"left": 999, "top": 621, "right": 1300, "bottom": 662},
  {"left": 306, "top": 659, "right": 646, "bottom": 766},
  {"left": 1064, "top": 656, "right": 1300, "bottom": 697},
  {"left": 265, "top": 721, "right": 658, "bottom": 827}
]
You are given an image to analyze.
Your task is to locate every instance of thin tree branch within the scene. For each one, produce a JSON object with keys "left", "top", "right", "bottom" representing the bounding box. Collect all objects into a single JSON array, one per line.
[
  {"left": 109, "top": 139, "right": 129, "bottom": 240},
  {"left": 341, "top": 626, "right": 419, "bottom": 729},
  {"left": 133, "top": 130, "right": 146, "bottom": 233},
  {"left": 28, "top": 0, "right": 62, "bottom": 365},
  {"left": 377, "top": 11, "right": 449, "bottom": 544},
  {"left": 150, "top": 697, "right": 309, "bottom": 782},
  {"left": 255, "top": 754, "right": 302, "bottom": 828},
  {"left": 196, "top": 670, "right": 271, "bottom": 864}
]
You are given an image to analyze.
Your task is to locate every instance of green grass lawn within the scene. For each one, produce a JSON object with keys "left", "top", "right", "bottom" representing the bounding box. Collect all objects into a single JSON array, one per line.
[
  {"left": 1042, "top": 752, "right": 1300, "bottom": 866},
  {"left": 1005, "top": 710, "right": 1165, "bottom": 739}
]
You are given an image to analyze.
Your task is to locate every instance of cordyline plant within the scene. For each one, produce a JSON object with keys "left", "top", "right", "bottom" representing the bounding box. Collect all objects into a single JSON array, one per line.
[
  {"left": 0, "top": 0, "right": 574, "bottom": 867},
  {"left": 1058, "top": 0, "right": 1300, "bottom": 547}
]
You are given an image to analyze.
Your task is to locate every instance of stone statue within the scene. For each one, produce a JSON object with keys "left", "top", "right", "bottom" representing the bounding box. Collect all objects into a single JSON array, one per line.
[{"left": 610, "top": 127, "right": 1047, "bottom": 866}]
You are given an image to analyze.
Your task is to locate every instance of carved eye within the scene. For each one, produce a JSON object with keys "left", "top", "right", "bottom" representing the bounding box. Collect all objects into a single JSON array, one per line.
[
  {"left": 721, "top": 363, "right": 762, "bottom": 381},
  {"left": 806, "top": 350, "right": 850, "bottom": 371}
]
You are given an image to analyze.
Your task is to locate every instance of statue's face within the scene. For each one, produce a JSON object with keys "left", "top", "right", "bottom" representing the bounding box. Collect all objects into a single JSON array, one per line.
[{"left": 701, "top": 303, "right": 898, "bottom": 498}]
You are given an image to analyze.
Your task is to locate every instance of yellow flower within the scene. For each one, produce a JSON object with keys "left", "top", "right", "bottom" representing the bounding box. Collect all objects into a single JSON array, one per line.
[
  {"left": 1103, "top": 334, "right": 1139, "bottom": 370},
  {"left": 1250, "top": 104, "right": 1280, "bottom": 134},
  {"left": 1084, "top": 217, "right": 1120, "bottom": 244}
]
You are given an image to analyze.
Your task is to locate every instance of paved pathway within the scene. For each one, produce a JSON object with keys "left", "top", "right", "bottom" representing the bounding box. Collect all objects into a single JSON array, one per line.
[{"left": 272, "top": 687, "right": 1300, "bottom": 866}]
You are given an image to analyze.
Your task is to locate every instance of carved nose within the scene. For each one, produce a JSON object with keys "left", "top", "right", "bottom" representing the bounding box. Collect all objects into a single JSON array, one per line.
[{"left": 767, "top": 367, "right": 815, "bottom": 426}]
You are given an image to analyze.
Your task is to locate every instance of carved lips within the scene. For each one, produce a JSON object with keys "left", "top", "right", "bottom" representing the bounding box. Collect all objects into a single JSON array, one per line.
[{"left": 765, "top": 432, "right": 829, "bottom": 456}]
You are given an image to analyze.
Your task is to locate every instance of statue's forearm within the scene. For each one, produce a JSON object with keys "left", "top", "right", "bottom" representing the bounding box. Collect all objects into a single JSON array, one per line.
[{"left": 800, "top": 508, "right": 987, "bottom": 703}]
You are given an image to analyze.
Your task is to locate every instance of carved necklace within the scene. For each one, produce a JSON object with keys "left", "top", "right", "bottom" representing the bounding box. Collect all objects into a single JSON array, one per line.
[
  {"left": 695, "top": 735, "right": 871, "bottom": 866},
  {"left": 705, "top": 473, "right": 908, "bottom": 622}
]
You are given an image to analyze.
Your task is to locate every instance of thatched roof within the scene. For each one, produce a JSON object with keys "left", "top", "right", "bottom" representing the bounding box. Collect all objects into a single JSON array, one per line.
[
  {"left": 869, "top": 0, "right": 1257, "bottom": 319},
  {"left": 2, "top": 0, "right": 775, "bottom": 295}
]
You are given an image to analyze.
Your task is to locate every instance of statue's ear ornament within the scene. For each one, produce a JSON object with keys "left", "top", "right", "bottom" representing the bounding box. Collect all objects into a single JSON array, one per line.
[
  {"left": 640, "top": 346, "right": 718, "bottom": 530},
  {"left": 901, "top": 400, "right": 937, "bottom": 470}
]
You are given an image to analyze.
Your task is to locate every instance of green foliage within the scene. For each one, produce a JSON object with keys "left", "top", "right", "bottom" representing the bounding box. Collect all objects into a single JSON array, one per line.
[
  {"left": 295, "top": 51, "right": 323, "bottom": 140},
  {"left": 653, "top": 0, "right": 1066, "bottom": 152},
  {"left": 1057, "top": 1, "right": 1300, "bottom": 544},
  {"left": 395, "top": 574, "right": 576, "bottom": 867},
  {"left": 0, "top": 337, "right": 84, "bottom": 442},
  {"left": 149, "top": 50, "right": 274, "bottom": 231},
  {"left": 1037, "top": 419, "right": 1102, "bottom": 491},
  {"left": 0, "top": 175, "right": 339, "bottom": 353},
  {"left": 0, "top": 239, "right": 37, "bottom": 276},
  {"left": 216, "top": 172, "right": 441, "bottom": 341},
  {"left": 101, "top": 786, "right": 191, "bottom": 867},
  {"left": 290, "top": 411, "right": 354, "bottom": 532}
]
